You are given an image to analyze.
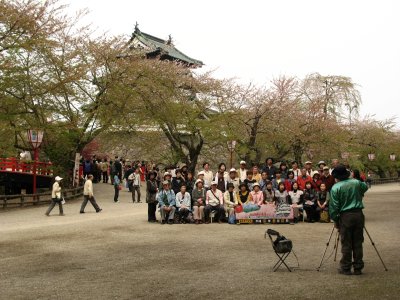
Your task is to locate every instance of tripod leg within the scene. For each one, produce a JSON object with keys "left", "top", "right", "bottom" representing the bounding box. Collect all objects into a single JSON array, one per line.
[
  {"left": 317, "top": 225, "right": 336, "bottom": 271},
  {"left": 334, "top": 230, "right": 340, "bottom": 262},
  {"left": 364, "top": 226, "right": 388, "bottom": 271}
]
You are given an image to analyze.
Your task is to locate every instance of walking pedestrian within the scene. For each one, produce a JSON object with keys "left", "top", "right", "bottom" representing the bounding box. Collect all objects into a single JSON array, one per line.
[
  {"left": 113, "top": 173, "right": 121, "bottom": 203},
  {"left": 330, "top": 165, "right": 368, "bottom": 275},
  {"left": 45, "top": 176, "right": 64, "bottom": 216},
  {"left": 80, "top": 175, "right": 102, "bottom": 213}
]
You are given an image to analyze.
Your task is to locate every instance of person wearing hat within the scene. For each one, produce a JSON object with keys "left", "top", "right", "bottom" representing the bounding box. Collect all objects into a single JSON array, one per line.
[
  {"left": 321, "top": 166, "right": 335, "bottom": 191},
  {"left": 317, "top": 161, "right": 326, "bottom": 174},
  {"left": 159, "top": 172, "right": 172, "bottom": 191},
  {"left": 311, "top": 171, "right": 322, "bottom": 192},
  {"left": 249, "top": 182, "right": 264, "bottom": 206},
  {"left": 330, "top": 165, "right": 368, "bottom": 275},
  {"left": 205, "top": 181, "right": 224, "bottom": 223},
  {"left": 262, "top": 157, "right": 276, "bottom": 181},
  {"left": 146, "top": 171, "right": 159, "bottom": 222},
  {"left": 157, "top": 180, "right": 176, "bottom": 224},
  {"left": 80, "top": 174, "right": 102, "bottom": 214},
  {"left": 304, "top": 161, "right": 313, "bottom": 177},
  {"left": 45, "top": 176, "right": 64, "bottom": 216},
  {"left": 238, "top": 161, "right": 247, "bottom": 183},
  {"left": 223, "top": 183, "right": 238, "bottom": 219},
  {"left": 192, "top": 179, "right": 206, "bottom": 224},
  {"left": 227, "top": 168, "right": 240, "bottom": 193}
]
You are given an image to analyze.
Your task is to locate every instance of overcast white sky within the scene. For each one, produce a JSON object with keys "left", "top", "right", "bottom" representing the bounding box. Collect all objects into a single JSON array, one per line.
[{"left": 67, "top": 0, "right": 400, "bottom": 125}]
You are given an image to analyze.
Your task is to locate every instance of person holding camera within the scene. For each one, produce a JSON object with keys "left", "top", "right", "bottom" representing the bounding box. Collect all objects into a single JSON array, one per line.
[{"left": 330, "top": 165, "right": 368, "bottom": 275}]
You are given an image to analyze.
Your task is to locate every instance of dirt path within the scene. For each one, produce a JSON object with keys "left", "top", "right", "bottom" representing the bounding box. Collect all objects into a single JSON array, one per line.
[{"left": 0, "top": 183, "right": 399, "bottom": 299}]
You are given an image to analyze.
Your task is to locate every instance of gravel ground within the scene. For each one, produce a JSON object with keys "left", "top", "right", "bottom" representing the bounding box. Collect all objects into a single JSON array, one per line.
[{"left": 0, "top": 183, "right": 399, "bottom": 300}]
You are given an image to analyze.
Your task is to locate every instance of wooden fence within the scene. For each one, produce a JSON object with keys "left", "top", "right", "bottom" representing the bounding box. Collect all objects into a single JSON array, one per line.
[
  {"left": 370, "top": 177, "right": 400, "bottom": 185},
  {"left": 0, "top": 186, "right": 83, "bottom": 209}
]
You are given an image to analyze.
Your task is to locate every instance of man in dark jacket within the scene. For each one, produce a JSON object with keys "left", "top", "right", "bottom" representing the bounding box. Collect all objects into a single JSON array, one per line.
[
  {"left": 262, "top": 157, "right": 276, "bottom": 181},
  {"left": 330, "top": 165, "right": 368, "bottom": 275}
]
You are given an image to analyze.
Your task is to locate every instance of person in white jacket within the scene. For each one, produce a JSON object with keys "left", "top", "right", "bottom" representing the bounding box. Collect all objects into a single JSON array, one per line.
[
  {"left": 45, "top": 176, "right": 64, "bottom": 216},
  {"left": 223, "top": 183, "right": 238, "bottom": 218},
  {"left": 80, "top": 175, "right": 102, "bottom": 213},
  {"left": 175, "top": 185, "right": 191, "bottom": 223}
]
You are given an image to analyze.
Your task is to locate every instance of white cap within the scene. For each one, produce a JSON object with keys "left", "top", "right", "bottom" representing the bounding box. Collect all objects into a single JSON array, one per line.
[
  {"left": 229, "top": 168, "right": 237, "bottom": 173},
  {"left": 305, "top": 161, "right": 312, "bottom": 164},
  {"left": 211, "top": 181, "right": 218, "bottom": 186},
  {"left": 318, "top": 161, "right": 326, "bottom": 165},
  {"left": 312, "top": 171, "right": 320, "bottom": 177},
  {"left": 195, "top": 179, "right": 203, "bottom": 185},
  {"left": 253, "top": 182, "right": 260, "bottom": 188},
  {"left": 55, "top": 176, "right": 63, "bottom": 181},
  {"left": 240, "top": 160, "right": 246, "bottom": 165},
  {"left": 198, "top": 171, "right": 205, "bottom": 176},
  {"left": 163, "top": 172, "right": 171, "bottom": 177}
]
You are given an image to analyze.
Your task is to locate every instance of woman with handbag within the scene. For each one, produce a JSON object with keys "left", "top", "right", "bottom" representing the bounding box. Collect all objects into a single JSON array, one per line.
[
  {"left": 45, "top": 176, "right": 64, "bottom": 216},
  {"left": 113, "top": 173, "right": 121, "bottom": 203}
]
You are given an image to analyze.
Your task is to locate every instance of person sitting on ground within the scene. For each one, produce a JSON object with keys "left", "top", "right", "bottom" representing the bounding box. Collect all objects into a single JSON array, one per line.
[
  {"left": 157, "top": 181, "right": 176, "bottom": 225},
  {"left": 316, "top": 183, "right": 329, "bottom": 221},
  {"left": 303, "top": 181, "right": 318, "bottom": 222},
  {"left": 175, "top": 185, "right": 191, "bottom": 224},
  {"left": 297, "top": 168, "right": 312, "bottom": 190},
  {"left": 272, "top": 170, "right": 285, "bottom": 190},
  {"left": 284, "top": 171, "right": 296, "bottom": 192},
  {"left": 146, "top": 171, "right": 159, "bottom": 223},
  {"left": 223, "top": 183, "right": 237, "bottom": 219},
  {"left": 249, "top": 182, "right": 264, "bottom": 206},
  {"left": 321, "top": 166, "right": 335, "bottom": 191},
  {"left": 192, "top": 179, "right": 206, "bottom": 224},
  {"left": 205, "top": 181, "right": 225, "bottom": 224},
  {"left": 244, "top": 172, "right": 256, "bottom": 192},
  {"left": 264, "top": 181, "right": 275, "bottom": 204},
  {"left": 311, "top": 171, "right": 322, "bottom": 192},
  {"left": 172, "top": 169, "right": 185, "bottom": 194},
  {"left": 237, "top": 183, "right": 250, "bottom": 206},
  {"left": 289, "top": 182, "right": 304, "bottom": 222}
]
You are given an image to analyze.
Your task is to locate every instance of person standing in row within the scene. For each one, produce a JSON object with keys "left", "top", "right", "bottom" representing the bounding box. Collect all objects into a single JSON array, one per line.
[
  {"left": 238, "top": 161, "right": 247, "bottom": 183},
  {"left": 80, "top": 175, "right": 102, "bottom": 213},
  {"left": 45, "top": 176, "right": 64, "bottom": 216},
  {"left": 202, "top": 162, "right": 213, "bottom": 190},
  {"left": 330, "top": 165, "right": 368, "bottom": 275},
  {"left": 146, "top": 171, "right": 158, "bottom": 222},
  {"left": 101, "top": 159, "right": 109, "bottom": 183}
]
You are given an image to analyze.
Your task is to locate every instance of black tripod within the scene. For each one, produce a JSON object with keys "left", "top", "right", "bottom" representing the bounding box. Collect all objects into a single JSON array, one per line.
[{"left": 317, "top": 224, "right": 388, "bottom": 272}]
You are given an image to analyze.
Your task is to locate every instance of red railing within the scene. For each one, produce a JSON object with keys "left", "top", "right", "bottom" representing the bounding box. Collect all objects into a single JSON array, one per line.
[{"left": 0, "top": 157, "right": 53, "bottom": 176}]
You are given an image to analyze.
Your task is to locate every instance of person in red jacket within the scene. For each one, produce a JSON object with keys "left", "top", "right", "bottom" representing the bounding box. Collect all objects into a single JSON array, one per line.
[
  {"left": 284, "top": 171, "right": 296, "bottom": 192},
  {"left": 297, "top": 168, "right": 312, "bottom": 190},
  {"left": 311, "top": 171, "right": 322, "bottom": 191},
  {"left": 320, "top": 166, "right": 335, "bottom": 191}
]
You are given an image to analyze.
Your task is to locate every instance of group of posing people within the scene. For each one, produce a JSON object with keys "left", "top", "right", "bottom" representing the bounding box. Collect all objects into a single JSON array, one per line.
[{"left": 144, "top": 158, "right": 363, "bottom": 224}]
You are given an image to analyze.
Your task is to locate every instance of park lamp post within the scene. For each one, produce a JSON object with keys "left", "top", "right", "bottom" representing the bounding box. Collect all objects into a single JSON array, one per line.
[
  {"left": 227, "top": 140, "right": 237, "bottom": 169},
  {"left": 389, "top": 153, "right": 396, "bottom": 161},
  {"left": 27, "top": 129, "right": 44, "bottom": 194}
]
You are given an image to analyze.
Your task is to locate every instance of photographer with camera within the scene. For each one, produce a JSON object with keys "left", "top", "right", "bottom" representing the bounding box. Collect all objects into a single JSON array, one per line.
[{"left": 329, "top": 165, "right": 368, "bottom": 275}]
